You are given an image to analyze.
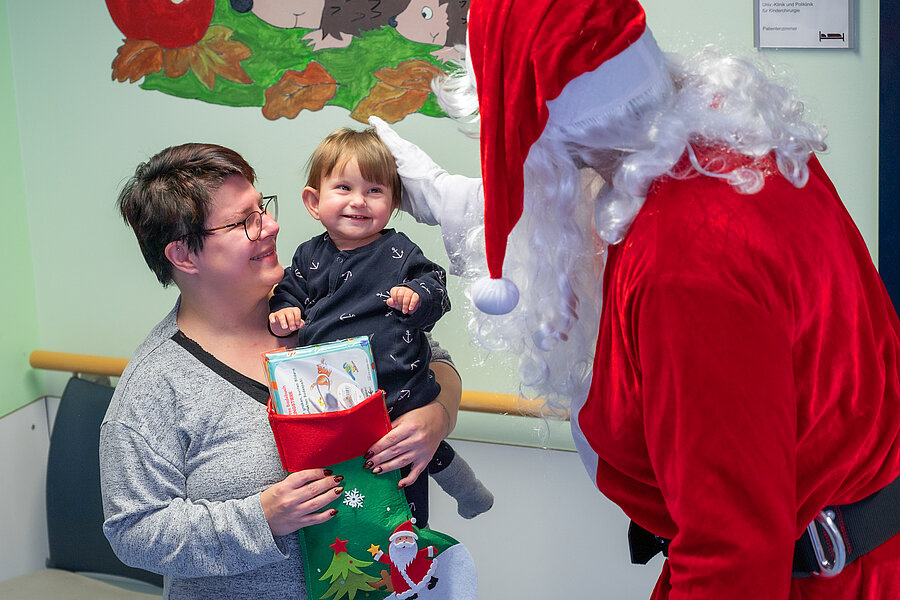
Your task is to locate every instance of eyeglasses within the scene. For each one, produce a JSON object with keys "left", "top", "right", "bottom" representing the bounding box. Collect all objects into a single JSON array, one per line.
[{"left": 203, "top": 195, "right": 278, "bottom": 241}]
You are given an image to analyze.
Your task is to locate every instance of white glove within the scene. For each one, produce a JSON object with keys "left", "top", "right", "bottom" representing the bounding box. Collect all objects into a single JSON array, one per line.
[{"left": 369, "top": 116, "right": 484, "bottom": 276}]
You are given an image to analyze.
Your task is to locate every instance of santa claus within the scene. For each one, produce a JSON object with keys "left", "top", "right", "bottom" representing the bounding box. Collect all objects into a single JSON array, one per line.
[
  {"left": 370, "top": 0, "right": 900, "bottom": 597},
  {"left": 371, "top": 520, "right": 439, "bottom": 599}
]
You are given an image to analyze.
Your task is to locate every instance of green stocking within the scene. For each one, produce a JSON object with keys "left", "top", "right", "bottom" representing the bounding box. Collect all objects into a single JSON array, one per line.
[{"left": 269, "top": 392, "right": 478, "bottom": 600}]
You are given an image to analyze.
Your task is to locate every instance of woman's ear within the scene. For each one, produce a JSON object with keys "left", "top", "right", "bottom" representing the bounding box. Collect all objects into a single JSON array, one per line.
[
  {"left": 302, "top": 186, "right": 322, "bottom": 221},
  {"left": 164, "top": 239, "right": 200, "bottom": 276}
]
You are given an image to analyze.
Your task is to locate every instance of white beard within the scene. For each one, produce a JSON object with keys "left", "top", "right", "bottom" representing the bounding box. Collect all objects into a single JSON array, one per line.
[{"left": 389, "top": 540, "right": 418, "bottom": 571}]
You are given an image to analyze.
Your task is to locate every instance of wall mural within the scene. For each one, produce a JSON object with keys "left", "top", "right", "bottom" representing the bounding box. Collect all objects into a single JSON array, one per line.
[{"left": 106, "top": 0, "right": 467, "bottom": 123}]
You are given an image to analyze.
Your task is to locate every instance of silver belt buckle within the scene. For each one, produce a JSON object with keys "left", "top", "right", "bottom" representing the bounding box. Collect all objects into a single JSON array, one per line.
[{"left": 807, "top": 509, "right": 847, "bottom": 577}]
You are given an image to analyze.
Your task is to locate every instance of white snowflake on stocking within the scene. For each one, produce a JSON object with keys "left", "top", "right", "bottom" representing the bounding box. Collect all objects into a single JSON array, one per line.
[{"left": 343, "top": 488, "right": 365, "bottom": 509}]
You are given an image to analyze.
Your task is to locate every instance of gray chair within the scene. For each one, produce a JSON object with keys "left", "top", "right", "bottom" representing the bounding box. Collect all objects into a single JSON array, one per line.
[{"left": 0, "top": 376, "right": 163, "bottom": 598}]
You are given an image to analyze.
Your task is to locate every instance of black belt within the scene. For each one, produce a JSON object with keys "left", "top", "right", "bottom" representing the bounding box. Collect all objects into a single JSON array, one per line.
[{"left": 627, "top": 472, "right": 900, "bottom": 577}]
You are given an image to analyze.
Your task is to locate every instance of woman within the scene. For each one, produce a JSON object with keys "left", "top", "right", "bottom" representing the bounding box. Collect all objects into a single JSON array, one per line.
[{"left": 99, "top": 143, "right": 461, "bottom": 599}]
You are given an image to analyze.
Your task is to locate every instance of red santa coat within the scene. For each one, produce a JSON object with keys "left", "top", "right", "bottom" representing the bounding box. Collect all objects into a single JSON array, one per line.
[
  {"left": 375, "top": 545, "right": 436, "bottom": 597},
  {"left": 572, "top": 149, "right": 900, "bottom": 599}
]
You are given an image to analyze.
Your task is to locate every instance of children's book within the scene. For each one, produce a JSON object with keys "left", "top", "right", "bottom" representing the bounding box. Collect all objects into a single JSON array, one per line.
[{"left": 263, "top": 337, "right": 378, "bottom": 415}]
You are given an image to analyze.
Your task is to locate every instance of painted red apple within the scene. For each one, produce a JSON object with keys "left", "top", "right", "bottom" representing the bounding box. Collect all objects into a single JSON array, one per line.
[{"left": 106, "top": 0, "right": 215, "bottom": 49}]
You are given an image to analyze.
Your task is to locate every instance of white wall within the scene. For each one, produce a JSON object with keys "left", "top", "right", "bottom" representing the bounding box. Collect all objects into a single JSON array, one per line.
[{"left": 428, "top": 441, "right": 662, "bottom": 599}]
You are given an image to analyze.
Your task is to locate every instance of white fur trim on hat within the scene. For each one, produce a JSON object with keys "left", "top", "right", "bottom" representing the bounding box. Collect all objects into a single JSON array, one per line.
[{"left": 546, "top": 29, "right": 669, "bottom": 135}]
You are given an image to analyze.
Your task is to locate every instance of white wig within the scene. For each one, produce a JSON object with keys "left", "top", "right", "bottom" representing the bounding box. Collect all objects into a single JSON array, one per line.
[{"left": 434, "top": 46, "right": 827, "bottom": 411}]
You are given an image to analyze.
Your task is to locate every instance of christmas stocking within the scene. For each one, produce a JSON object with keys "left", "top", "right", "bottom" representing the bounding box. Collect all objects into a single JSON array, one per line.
[{"left": 269, "top": 391, "right": 478, "bottom": 600}]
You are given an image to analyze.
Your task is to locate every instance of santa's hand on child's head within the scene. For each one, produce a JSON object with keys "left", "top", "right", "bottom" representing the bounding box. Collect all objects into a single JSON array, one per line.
[
  {"left": 368, "top": 115, "right": 484, "bottom": 226},
  {"left": 369, "top": 116, "right": 485, "bottom": 277}
]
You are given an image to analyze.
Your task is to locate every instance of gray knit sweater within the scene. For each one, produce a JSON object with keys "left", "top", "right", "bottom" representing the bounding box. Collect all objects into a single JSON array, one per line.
[
  {"left": 100, "top": 302, "right": 304, "bottom": 599},
  {"left": 100, "top": 301, "right": 454, "bottom": 599}
]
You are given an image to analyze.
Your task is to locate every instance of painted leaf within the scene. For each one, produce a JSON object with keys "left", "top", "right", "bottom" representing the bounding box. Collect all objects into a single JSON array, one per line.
[
  {"left": 351, "top": 81, "right": 428, "bottom": 124},
  {"left": 262, "top": 63, "right": 337, "bottom": 121},
  {"left": 372, "top": 60, "right": 443, "bottom": 92},
  {"left": 189, "top": 25, "right": 252, "bottom": 90},
  {"left": 162, "top": 46, "right": 193, "bottom": 80},
  {"left": 111, "top": 39, "right": 163, "bottom": 83}
]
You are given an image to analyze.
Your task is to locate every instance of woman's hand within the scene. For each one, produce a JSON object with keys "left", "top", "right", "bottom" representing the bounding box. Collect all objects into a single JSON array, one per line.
[
  {"left": 365, "top": 402, "right": 449, "bottom": 488},
  {"left": 260, "top": 469, "right": 343, "bottom": 537},
  {"left": 365, "top": 362, "right": 461, "bottom": 488}
]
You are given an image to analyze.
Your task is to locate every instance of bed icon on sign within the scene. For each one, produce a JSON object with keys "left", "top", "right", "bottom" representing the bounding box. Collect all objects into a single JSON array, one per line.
[{"left": 819, "top": 32, "right": 845, "bottom": 41}]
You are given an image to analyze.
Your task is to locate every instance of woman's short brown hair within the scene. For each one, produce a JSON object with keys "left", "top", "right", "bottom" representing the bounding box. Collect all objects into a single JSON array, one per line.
[{"left": 117, "top": 143, "right": 256, "bottom": 286}]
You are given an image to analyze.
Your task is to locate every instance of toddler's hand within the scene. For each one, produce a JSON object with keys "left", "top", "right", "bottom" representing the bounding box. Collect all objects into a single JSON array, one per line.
[
  {"left": 386, "top": 286, "right": 420, "bottom": 314},
  {"left": 269, "top": 307, "right": 304, "bottom": 336}
]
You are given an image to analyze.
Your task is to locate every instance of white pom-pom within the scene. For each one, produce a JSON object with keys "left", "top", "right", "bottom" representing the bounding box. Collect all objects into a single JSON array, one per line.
[{"left": 470, "top": 277, "right": 519, "bottom": 315}]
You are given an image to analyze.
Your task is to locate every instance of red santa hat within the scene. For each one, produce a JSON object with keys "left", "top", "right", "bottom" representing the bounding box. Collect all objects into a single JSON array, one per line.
[
  {"left": 466, "top": 0, "right": 667, "bottom": 315},
  {"left": 389, "top": 519, "right": 419, "bottom": 542}
]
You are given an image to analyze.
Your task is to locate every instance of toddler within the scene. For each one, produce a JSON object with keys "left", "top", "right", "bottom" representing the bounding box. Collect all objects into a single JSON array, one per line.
[{"left": 269, "top": 127, "right": 492, "bottom": 523}]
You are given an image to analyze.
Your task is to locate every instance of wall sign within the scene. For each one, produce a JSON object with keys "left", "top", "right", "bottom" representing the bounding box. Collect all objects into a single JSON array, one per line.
[{"left": 754, "top": 0, "right": 855, "bottom": 48}]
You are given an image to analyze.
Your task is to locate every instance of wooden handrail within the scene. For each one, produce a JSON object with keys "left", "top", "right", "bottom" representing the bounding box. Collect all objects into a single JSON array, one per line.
[
  {"left": 29, "top": 350, "right": 557, "bottom": 418},
  {"left": 30, "top": 350, "right": 130, "bottom": 378}
]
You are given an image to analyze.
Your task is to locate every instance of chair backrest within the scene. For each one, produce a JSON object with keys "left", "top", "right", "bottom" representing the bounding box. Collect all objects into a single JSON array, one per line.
[{"left": 45, "top": 376, "right": 163, "bottom": 588}]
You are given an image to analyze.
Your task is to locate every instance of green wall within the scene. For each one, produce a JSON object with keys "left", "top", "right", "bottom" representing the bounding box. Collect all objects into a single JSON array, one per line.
[
  {"left": 3, "top": 1, "right": 880, "bottom": 438},
  {"left": 0, "top": 0, "right": 41, "bottom": 417}
]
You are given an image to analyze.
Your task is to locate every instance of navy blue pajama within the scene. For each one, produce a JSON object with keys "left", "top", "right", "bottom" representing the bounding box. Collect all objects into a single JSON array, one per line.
[{"left": 270, "top": 229, "right": 452, "bottom": 525}]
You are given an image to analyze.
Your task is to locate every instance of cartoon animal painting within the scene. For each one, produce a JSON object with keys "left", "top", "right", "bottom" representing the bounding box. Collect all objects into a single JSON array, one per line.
[
  {"left": 391, "top": 0, "right": 468, "bottom": 61},
  {"left": 230, "top": 0, "right": 466, "bottom": 59},
  {"left": 106, "top": 0, "right": 468, "bottom": 123}
]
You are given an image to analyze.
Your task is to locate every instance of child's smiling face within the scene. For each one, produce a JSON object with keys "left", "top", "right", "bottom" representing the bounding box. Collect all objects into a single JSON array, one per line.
[{"left": 302, "top": 157, "right": 394, "bottom": 251}]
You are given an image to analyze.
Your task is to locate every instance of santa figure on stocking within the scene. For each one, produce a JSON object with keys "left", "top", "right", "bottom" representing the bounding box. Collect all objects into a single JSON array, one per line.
[{"left": 371, "top": 520, "right": 439, "bottom": 599}]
